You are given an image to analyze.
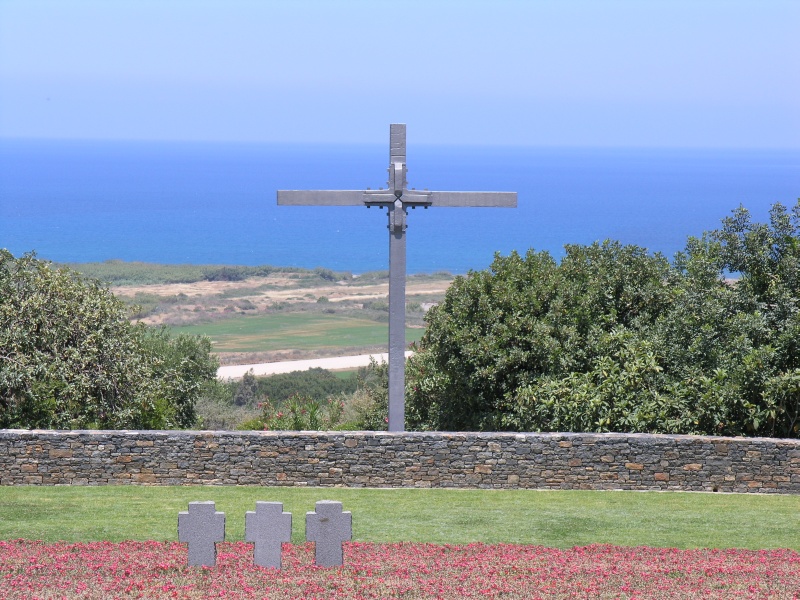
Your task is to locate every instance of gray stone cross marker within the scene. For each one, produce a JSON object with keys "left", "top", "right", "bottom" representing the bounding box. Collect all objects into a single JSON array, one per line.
[
  {"left": 245, "top": 501, "right": 292, "bottom": 569},
  {"left": 305, "top": 500, "right": 352, "bottom": 567},
  {"left": 178, "top": 501, "right": 225, "bottom": 567},
  {"left": 278, "top": 124, "right": 517, "bottom": 431}
]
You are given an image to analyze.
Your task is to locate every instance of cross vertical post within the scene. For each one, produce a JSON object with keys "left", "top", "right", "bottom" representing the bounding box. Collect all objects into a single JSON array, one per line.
[
  {"left": 277, "top": 124, "right": 516, "bottom": 432},
  {"left": 387, "top": 124, "right": 408, "bottom": 431}
]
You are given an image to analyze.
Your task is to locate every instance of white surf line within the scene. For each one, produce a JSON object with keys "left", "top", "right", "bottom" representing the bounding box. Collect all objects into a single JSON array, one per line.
[{"left": 217, "top": 351, "right": 414, "bottom": 379}]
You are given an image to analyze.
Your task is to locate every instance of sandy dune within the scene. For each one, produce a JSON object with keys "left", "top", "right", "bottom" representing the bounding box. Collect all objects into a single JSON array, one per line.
[{"left": 113, "top": 274, "right": 451, "bottom": 326}]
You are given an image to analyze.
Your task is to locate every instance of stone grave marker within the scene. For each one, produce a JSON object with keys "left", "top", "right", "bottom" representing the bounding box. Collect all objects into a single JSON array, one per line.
[
  {"left": 245, "top": 501, "right": 292, "bottom": 569},
  {"left": 306, "top": 500, "right": 352, "bottom": 567},
  {"left": 178, "top": 501, "right": 226, "bottom": 567}
]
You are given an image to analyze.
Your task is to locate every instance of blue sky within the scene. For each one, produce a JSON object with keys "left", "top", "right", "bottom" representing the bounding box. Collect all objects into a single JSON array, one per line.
[{"left": 0, "top": 0, "right": 797, "bottom": 147}]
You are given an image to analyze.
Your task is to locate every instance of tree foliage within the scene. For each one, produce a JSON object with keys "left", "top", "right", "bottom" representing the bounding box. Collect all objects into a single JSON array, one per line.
[
  {"left": 407, "top": 201, "right": 800, "bottom": 438},
  {"left": 353, "top": 359, "right": 389, "bottom": 431},
  {"left": 0, "top": 251, "right": 217, "bottom": 429}
]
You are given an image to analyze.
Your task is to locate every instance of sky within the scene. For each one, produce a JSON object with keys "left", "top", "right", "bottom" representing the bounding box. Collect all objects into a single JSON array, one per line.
[{"left": 0, "top": 0, "right": 798, "bottom": 148}]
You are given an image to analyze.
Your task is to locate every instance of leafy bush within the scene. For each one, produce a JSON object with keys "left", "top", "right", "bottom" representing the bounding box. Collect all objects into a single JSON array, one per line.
[
  {"left": 313, "top": 267, "right": 348, "bottom": 282},
  {"left": 238, "top": 394, "right": 346, "bottom": 431},
  {"left": 226, "top": 362, "right": 388, "bottom": 431},
  {"left": 249, "top": 367, "right": 358, "bottom": 405},
  {"left": 203, "top": 368, "right": 362, "bottom": 430},
  {"left": 407, "top": 201, "right": 800, "bottom": 438},
  {"left": 362, "top": 300, "right": 389, "bottom": 312},
  {"left": 350, "top": 359, "right": 389, "bottom": 431},
  {"left": 407, "top": 240, "right": 671, "bottom": 431},
  {"left": 0, "top": 251, "right": 217, "bottom": 429}
]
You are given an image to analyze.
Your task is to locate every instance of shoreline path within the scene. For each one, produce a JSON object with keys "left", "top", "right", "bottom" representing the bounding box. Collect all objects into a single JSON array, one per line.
[{"left": 216, "top": 351, "right": 414, "bottom": 379}]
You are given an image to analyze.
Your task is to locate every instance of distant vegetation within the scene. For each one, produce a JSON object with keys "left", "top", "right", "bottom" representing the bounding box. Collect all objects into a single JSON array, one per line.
[
  {"left": 70, "top": 261, "right": 450, "bottom": 359},
  {"left": 62, "top": 261, "right": 353, "bottom": 286},
  {"left": 231, "top": 367, "right": 358, "bottom": 406},
  {"left": 197, "top": 362, "right": 388, "bottom": 431},
  {"left": 63, "top": 260, "right": 455, "bottom": 288}
]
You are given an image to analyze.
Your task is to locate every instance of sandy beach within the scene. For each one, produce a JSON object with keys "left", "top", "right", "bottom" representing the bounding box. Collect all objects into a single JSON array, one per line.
[{"left": 216, "top": 351, "right": 413, "bottom": 379}]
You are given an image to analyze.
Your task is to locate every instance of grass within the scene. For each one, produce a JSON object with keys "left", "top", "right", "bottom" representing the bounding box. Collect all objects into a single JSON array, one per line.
[
  {"left": 171, "top": 313, "right": 424, "bottom": 353},
  {"left": 1, "top": 487, "right": 799, "bottom": 550}
]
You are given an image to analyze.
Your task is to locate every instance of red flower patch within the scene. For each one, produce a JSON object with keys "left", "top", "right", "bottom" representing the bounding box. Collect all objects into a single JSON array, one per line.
[{"left": 0, "top": 540, "right": 798, "bottom": 599}]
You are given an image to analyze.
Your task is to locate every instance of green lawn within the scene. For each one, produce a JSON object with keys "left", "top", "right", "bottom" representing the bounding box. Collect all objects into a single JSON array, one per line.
[
  {"left": 171, "top": 313, "right": 424, "bottom": 353},
  {"left": 1, "top": 487, "right": 799, "bottom": 550}
]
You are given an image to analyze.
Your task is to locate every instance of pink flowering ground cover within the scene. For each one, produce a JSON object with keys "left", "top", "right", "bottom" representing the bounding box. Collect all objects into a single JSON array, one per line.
[{"left": 1, "top": 540, "right": 798, "bottom": 599}]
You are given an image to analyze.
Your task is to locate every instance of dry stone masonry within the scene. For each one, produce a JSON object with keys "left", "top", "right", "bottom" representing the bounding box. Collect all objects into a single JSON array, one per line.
[{"left": 1, "top": 429, "right": 798, "bottom": 494}]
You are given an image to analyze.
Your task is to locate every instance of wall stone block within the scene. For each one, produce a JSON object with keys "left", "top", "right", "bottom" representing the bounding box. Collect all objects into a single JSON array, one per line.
[{"left": 0, "top": 429, "right": 797, "bottom": 493}]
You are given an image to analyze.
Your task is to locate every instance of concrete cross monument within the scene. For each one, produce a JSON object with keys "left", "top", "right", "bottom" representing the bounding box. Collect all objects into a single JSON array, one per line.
[
  {"left": 245, "top": 501, "right": 292, "bottom": 569},
  {"left": 178, "top": 501, "right": 226, "bottom": 567},
  {"left": 278, "top": 124, "right": 517, "bottom": 431},
  {"left": 306, "top": 500, "right": 352, "bottom": 567}
]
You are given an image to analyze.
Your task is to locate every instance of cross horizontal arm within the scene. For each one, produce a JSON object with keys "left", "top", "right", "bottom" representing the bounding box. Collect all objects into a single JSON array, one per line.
[
  {"left": 425, "top": 191, "right": 517, "bottom": 207},
  {"left": 278, "top": 190, "right": 517, "bottom": 207},
  {"left": 277, "top": 190, "right": 369, "bottom": 206}
]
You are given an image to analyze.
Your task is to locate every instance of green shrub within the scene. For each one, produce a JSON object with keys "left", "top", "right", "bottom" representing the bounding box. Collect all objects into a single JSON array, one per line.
[
  {"left": 351, "top": 359, "right": 389, "bottom": 431},
  {"left": 238, "top": 394, "right": 346, "bottom": 431},
  {"left": 406, "top": 201, "right": 800, "bottom": 438},
  {"left": 0, "top": 252, "right": 217, "bottom": 429},
  {"left": 247, "top": 367, "right": 357, "bottom": 405}
]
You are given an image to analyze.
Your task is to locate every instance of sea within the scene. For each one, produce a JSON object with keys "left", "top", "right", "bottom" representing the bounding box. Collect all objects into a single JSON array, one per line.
[{"left": 1, "top": 138, "right": 798, "bottom": 275}]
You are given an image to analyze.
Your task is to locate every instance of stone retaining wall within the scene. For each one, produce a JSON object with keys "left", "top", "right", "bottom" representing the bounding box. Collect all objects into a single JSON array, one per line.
[{"left": 1, "top": 430, "right": 798, "bottom": 493}]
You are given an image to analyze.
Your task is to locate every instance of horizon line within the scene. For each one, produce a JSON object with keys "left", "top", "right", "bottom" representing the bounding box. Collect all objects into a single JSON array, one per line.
[{"left": 2, "top": 135, "right": 799, "bottom": 153}]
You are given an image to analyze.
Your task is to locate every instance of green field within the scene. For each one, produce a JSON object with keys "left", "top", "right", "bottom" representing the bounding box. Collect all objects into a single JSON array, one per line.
[
  {"left": 1, "top": 487, "right": 799, "bottom": 549},
  {"left": 171, "top": 313, "right": 424, "bottom": 353}
]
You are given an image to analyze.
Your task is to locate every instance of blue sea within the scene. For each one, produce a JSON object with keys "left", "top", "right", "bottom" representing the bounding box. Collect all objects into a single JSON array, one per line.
[{"left": 1, "top": 138, "right": 798, "bottom": 274}]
